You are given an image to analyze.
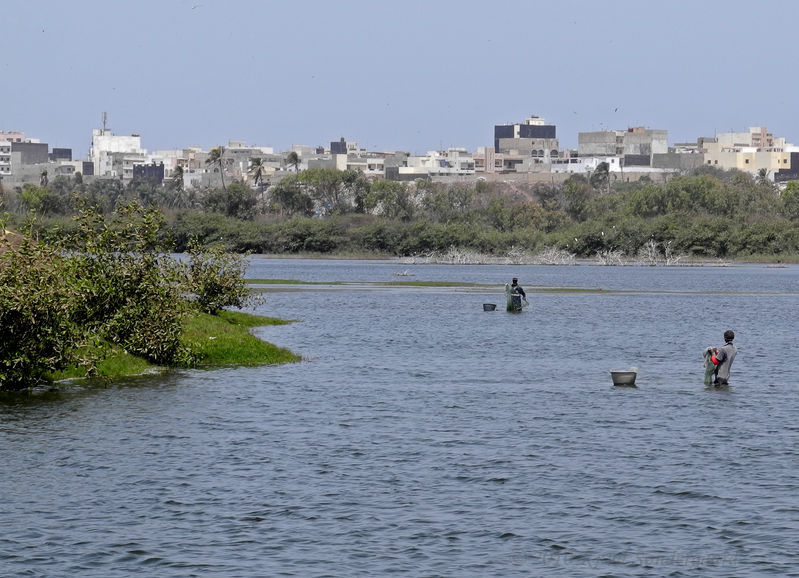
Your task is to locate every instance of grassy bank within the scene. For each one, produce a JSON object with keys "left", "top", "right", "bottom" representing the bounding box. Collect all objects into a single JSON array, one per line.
[
  {"left": 181, "top": 310, "right": 300, "bottom": 366},
  {"left": 49, "top": 310, "right": 300, "bottom": 383}
]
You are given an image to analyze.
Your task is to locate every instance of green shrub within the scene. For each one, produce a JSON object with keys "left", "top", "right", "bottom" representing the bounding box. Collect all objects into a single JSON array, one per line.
[
  {"left": 184, "top": 239, "right": 257, "bottom": 315},
  {"left": 0, "top": 234, "right": 84, "bottom": 390},
  {"left": 64, "top": 201, "right": 190, "bottom": 365}
]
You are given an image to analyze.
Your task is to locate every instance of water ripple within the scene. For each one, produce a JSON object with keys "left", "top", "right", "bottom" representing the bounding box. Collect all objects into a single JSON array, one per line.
[{"left": 2, "top": 263, "right": 798, "bottom": 576}]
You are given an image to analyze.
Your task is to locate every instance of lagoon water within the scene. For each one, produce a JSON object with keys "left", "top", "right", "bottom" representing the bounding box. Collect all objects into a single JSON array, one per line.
[{"left": 2, "top": 259, "right": 798, "bottom": 577}]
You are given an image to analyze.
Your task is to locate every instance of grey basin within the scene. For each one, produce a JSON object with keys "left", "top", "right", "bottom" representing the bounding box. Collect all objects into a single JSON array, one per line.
[{"left": 610, "top": 370, "right": 637, "bottom": 386}]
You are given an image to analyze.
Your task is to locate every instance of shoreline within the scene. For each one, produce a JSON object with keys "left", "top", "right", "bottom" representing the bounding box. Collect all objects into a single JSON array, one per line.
[{"left": 247, "top": 253, "right": 798, "bottom": 267}]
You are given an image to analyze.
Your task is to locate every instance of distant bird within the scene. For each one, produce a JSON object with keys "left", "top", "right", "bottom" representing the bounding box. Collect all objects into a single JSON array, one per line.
[{"left": 614, "top": 107, "right": 618, "bottom": 112}]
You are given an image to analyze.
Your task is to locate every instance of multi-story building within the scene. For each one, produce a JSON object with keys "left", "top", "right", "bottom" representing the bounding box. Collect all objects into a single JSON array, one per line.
[
  {"left": 12, "top": 141, "right": 49, "bottom": 165},
  {"left": 0, "top": 131, "right": 25, "bottom": 143},
  {"left": 50, "top": 148, "right": 72, "bottom": 162},
  {"left": 700, "top": 127, "right": 794, "bottom": 175},
  {"left": 395, "top": 148, "right": 475, "bottom": 180},
  {"left": 494, "top": 115, "right": 560, "bottom": 162},
  {"left": 89, "top": 128, "right": 146, "bottom": 179},
  {"left": 716, "top": 126, "right": 786, "bottom": 151},
  {"left": 220, "top": 141, "right": 277, "bottom": 181},
  {"left": 0, "top": 140, "right": 11, "bottom": 177},
  {"left": 132, "top": 162, "right": 165, "bottom": 183},
  {"left": 578, "top": 126, "right": 668, "bottom": 166}
]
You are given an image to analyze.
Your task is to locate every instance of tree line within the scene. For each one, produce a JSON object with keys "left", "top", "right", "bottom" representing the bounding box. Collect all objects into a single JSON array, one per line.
[{"left": 3, "top": 164, "right": 799, "bottom": 259}]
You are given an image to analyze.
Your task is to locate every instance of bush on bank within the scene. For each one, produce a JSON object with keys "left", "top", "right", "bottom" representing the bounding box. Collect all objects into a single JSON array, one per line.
[
  {"left": 0, "top": 231, "right": 85, "bottom": 389},
  {"left": 0, "top": 203, "right": 288, "bottom": 392}
]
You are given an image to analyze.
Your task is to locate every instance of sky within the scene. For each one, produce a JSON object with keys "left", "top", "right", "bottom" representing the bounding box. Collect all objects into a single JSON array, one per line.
[{"left": 3, "top": 0, "right": 798, "bottom": 158}]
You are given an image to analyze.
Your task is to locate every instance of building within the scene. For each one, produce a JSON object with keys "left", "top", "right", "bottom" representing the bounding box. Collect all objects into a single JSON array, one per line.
[
  {"left": 12, "top": 141, "right": 49, "bottom": 165},
  {"left": 651, "top": 149, "right": 706, "bottom": 172},
  {"left": 219, "top": 141, "right": 278, "bottom": 182},
  {"left": 578, "top": 127, "right": 668, "bottom": 166},
  {"left": 395, "top": 148, "right": 475, "bottom": 180},
  {"left": 0, "top": 140, "right": 10, "bottom": 177},
  {"left": 0, "top": 131, "right": 25, "bottom": 143},
  {"left": 330, "top": 137, "right": 348, "bottom": 155},
  {"left": 716, "top": 126, "right": 786, "bottom": 150},
  {"left": 0, "top": 136, "right": 56, "bottom": 183},
  {"left": 89, "top": 128, "right": 146, "bottom": 179},
  {"left": 50, "top": 148, "right": 72, "bottom": 162},
  {"left": 132, "top": 161, "right": 165, "bottom": 183},
  {"left": 775, "top": 152, "right": 799, "bottom": 182},
  {"left": 494, "top": 115, "right": 559, "bottom": 161},
  {"left": 700, "top": 127, "right": 794, "bottom": 174}
]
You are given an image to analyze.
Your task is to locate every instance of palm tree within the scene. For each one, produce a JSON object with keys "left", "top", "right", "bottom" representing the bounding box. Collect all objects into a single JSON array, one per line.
[
  {"left": 589, "top": 161, "right": 610, "bottom": 192},
  {"left": 286, "top": 151, "right": 301, "bottom": 172},
  {"left": 171, "top": 165, "right": 184, "bottom": 191},
  {"left": 757, "top": 167, "right": 772, "bottom": 187},
  {"left": 249, "top": 157, "right": 265, "bottom": 189},
  {"left": 206, "top": 146, "right": 226, "bottom": 190}
]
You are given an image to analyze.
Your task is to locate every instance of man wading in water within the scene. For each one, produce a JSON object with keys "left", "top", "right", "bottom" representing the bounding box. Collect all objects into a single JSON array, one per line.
[
  {"left": 710, "top": 330, "right": 737, "bottom": 386},
  {"left": 506, "top": 277, "right": 528, "bottom": 312}
]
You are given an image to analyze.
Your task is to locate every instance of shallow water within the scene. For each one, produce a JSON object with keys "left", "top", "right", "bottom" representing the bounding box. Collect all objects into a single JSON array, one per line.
[{"left": 1, "top": 260, "right": 797, "bottom": 577}]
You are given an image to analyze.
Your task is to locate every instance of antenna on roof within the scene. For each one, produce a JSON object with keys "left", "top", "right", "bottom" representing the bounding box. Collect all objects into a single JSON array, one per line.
[{"left": 102, "top": 112, "right": 108, "bottom": 132}]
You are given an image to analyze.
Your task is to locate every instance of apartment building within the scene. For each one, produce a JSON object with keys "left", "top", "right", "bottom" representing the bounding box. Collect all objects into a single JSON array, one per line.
[
  {"left": 701, "top": 126, "right": 794, "bottom": 174},
  {"left": 578, "top": 126, "right": 668, "bottom": 166},
  {"left": 0, "top": 131, "right": 25, "bottom": 143},
  {"left": 0, "top": 140, "right": 10, "bottom": 176},
  {"left": 89, "top": 128, "right": 146, "bottom": 179},
  {"left": 494, "top": 115, "right": 560, "bottom": 165},
  {"left": 396, "top": 148, "right": 475, "bottom": 179}
]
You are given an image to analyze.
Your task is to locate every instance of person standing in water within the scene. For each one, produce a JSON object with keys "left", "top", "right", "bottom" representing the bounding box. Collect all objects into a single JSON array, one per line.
[
  {"left": 510, "top": 277, "right": 526, "bottom": 300},
  {"left": 505, "top": 277, "right": 528, "bottom": 312},
  {"left": 711, "top": 330, "right": 737, "bottom": 386}
]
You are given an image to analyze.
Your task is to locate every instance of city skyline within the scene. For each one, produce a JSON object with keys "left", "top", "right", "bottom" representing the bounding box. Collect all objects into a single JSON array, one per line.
[{"left": 3, "top": 0, "right": 798, "bottom": 156}]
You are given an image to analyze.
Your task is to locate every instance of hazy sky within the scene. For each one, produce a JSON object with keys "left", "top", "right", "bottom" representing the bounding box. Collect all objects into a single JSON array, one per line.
[{"left": 3, "top": 0, "right": 797, "bottom": 157}]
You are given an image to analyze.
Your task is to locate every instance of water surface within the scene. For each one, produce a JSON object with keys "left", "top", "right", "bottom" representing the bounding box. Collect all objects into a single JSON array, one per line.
[{"left": 1, "top": 260, "right": 797, "bottom": 576}]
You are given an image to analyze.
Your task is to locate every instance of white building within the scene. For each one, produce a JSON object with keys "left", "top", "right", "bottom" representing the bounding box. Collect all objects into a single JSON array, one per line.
[
  {"left": 89, "top": 128, "right": 146, "bottom": 178},
  {"left": 344, "top": 154, "right": 386, "bottom": 178},
  {"left": 551, "top": 156, "right": 622, "bottom": 174},
  {"left": 398, "top": 148, "right": 475, "bottom": 178},
  {"left": 716, "top": 126, "right": 786, "bottom": 151}
]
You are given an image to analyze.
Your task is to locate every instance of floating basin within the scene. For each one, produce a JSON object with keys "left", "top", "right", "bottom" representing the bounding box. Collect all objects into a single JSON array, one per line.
[
  {"left": 483, "top": 303, "right": 497, "bottom": 311},
  {"left": 610, "top": 370, "right": 637, "bottom": 386}
]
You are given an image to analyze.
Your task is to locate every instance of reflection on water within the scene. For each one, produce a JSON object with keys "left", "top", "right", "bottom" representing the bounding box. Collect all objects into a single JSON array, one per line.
[{"left": 1, "top": 261, "right": 797, "bottom": 577}]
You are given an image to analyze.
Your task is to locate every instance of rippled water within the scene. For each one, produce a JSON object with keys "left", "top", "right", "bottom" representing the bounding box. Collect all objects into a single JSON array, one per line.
[{"left": 2, "top": 260, "right": 798, "bottom": 577}]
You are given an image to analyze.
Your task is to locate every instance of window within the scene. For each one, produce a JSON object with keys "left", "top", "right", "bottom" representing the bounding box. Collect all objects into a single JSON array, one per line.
[{"left": 745, "top": 159, "right": 750, "bottom": 164}]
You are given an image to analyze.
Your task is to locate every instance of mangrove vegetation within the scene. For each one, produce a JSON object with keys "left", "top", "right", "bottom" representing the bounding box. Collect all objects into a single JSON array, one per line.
[
  {"left": 4, "top": 166, "right": 799, "bottom": 263},
  {"left": 0, "top": 201, "right": 299, "bottom": 392}
]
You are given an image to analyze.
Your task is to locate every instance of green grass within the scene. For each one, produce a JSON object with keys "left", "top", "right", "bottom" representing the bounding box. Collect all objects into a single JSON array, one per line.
[
  {"left": 181, "top": 310, "right": 301, "bottom": 366},
  {"left": 49, "top": 342, "right": 154, "bottom": 381}
]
